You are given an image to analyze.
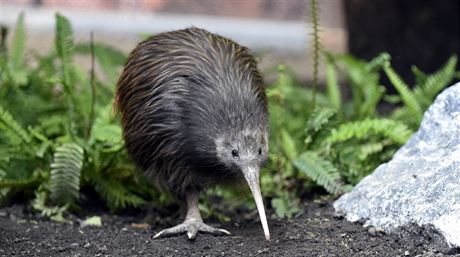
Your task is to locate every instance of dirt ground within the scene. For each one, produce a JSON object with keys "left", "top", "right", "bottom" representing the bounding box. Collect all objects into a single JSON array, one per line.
[{"left": 0, "top": 200, "right": 451, "bottom": 257}]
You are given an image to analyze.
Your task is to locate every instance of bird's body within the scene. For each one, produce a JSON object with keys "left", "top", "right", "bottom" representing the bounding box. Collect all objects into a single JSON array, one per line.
[{"left": 115, "top": 27, "right": 270, "bottom": 240}]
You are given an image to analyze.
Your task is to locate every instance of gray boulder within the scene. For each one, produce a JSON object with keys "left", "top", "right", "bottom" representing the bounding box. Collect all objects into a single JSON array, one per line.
[{"left": 334, "top": 82, "right": 460, "bottom": 253}]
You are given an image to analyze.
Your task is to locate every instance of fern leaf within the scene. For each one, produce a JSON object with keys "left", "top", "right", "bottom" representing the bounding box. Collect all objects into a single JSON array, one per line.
[
  {"left": 90, "top": 174, "right": 146, "bottom": 211},
  {"left": 0, "top": 105, "right": 31, "bottom": 144},
  {"left": 422, "top": 55, "right": 457, "bottom": 100},
  {"left": 365, "top": 52, "right": 390, "bottom": 72},
  {"left": 383, "top": 62, "right": 423, "bottom": 122},
  {"left": 0, "top": 175, "right": 38, "bottom": 187},
  {"left": 11, "top": 12, "right": 26, "bottom": 70},
  {"left": 280, "top": 129, "right": 297, "bottom": 160},
  {"left": 293, "top": 151, "right": 346, "bottom": 195},
  {"left": 307, "top": 106, "right": 335, "bottom": 133},
  {"left": 325, "top": 59, "right": 342, "bottom": 111},
  {"left": 55, "top": 13, "right": 75, "bottom": 88},
  {"left": 327, "top": 118, "right": 413, "bottom": 145},
  {"left": 50, "top": 143, "right": 84, "bottom": 204}
]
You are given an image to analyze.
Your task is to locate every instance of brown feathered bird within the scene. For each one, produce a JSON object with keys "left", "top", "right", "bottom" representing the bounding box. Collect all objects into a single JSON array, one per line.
[{"left": 115, "top": 27, "right": 270, "bottom": 240}]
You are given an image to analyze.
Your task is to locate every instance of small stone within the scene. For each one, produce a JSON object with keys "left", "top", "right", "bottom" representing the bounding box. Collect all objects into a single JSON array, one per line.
[
  {"left": 404, "top": 250, "right": 410, "bottom": 256},
  {"left": 368, "top": 227, "right": 377, "bottom": 236},
  {"left": 130, "top": 223, "right": 150, "bottom": 229},
  {"left": 0, "top": 211, "right": 7, "bottom": 217}
]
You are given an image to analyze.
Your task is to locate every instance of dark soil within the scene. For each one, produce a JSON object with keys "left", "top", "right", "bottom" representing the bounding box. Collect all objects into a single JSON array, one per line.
[{"left": 0, "top": 200, "right": 447, "bottom": 257}]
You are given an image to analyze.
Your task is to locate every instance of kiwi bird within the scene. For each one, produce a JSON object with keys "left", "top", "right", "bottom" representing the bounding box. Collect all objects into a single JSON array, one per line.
[{"left": 115, "top": 27, "right": 270, "bottom": 240}]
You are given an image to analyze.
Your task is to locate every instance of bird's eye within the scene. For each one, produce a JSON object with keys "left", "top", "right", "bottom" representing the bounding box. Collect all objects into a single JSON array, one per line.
[
  {"left": 231, "top": 149, "right": 239, "bottom": 157},
  {"left": 258, "top": 148, "right": 262, "bottom": 155}
]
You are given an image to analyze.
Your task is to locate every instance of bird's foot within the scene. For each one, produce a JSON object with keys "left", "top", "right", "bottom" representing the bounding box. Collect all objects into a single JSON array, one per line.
[{"left": 152, "top": 218, "right": 231, "bottom": 240}]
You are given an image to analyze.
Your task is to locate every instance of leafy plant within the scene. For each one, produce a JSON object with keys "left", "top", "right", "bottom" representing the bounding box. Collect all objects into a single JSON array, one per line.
[
  {"left": 0, "top": 13, "right": 458, "bottom": 221},
  {"left": 0, "top": 13, "right": 158, "bottom": 217},
  {"left": 261, "top": 51, "right": 458, "bottom": 208}
]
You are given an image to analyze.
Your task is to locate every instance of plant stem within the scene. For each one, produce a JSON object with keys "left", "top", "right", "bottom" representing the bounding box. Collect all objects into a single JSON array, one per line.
[
  {"left": 310, "top": 0, "right": 320, "bottom": 110},
  {"left": 86, "top": 31, "right": 96, "bottom": 139}
]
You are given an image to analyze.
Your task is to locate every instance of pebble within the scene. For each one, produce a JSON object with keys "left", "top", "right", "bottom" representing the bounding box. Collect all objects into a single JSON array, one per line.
[{"left": 368, "top": 227, "right": 377, "bottom": 236}]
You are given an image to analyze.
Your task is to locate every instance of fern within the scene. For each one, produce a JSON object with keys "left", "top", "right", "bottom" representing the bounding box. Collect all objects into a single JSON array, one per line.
[
  {"left": 421, "top": 55, "right": 457, "bottom": 99},
  {"left": 293, "top": 151, "right": 348, "bottom": 194},
  {"left": 55, "top": 13, "right": 75, "bottom": 89},
  {"left": 325, "top": 58, "right": 342, "bottom": 111},
  {"left": 0, "top": 105, "right": 31, "bottom": 144},
  {"left": 32, "top": 191, "right": 68, "bottom": 222},
  {"left": 327, "top": 118, "right": 413, "bottom": 145},
  {"left": 90, "top": 173, "right": 146, "bottom": 211},
  {"left": 365, "top": 52, "right": 391, "bottom": 72},
  {"left": 0, "top": 173, "right": 39, "bottom": 187},
  {"left": 307, "top": 106, "right": 335, "bottom": 133},
  {"left": 11, "top": 12, "right": 26, "bottom": 70},
  {"left": 50, "top": 143, "right": 84, "bottom": 204},
  {"left": 384, "top": 61, "right": 423, "bottom": 122}
]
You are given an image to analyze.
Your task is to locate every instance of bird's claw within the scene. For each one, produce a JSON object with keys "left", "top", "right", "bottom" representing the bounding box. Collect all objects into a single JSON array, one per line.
[{"left": 152, "top": 219, "right": 231, "bottom": 240}]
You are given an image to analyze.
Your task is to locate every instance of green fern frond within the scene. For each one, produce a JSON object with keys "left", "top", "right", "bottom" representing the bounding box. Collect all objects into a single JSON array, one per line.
[
  {"left": 90, "top": 174, "right": 146, "bottom": 211},
  {"left": 307, "top": 106, "right": 335, "bottom": 133},
  {"left": 327, "top": 118, "right": 413, "bottom": 145},
  {"left": 293, "top": 151, "right": 348, "bottom": 195},
  {"left": 0, "top": 105, "right": 31, "bottom": 144},
  {"left": 365, "top": 52, "right": 390, "bottom": 72},
  {"left": 11, "top": 12, "right": 26, "bottom": 70},
  {"left": 411, "top": 65, "right": 427, "bottom": 87},
  {"left": 325, "top": 58, "right": 342, "bottom": 111},
  {"left": 0, "top": 174, "right": 39, "bottom": 187},
  {"left": 422, "top": 55, "right": 457, "bottom": 99},
  {"left": 50, "top": 143, "right": 84, "bottom": 204},
  {"left": 357, "top": 140, "right": 390, "bottom": 161},
  {"left": 32, "top": 191, "right": 68, "bottom": 222},
  {"left": 55, "top": 13, "right": 75, "bottom": 89},
  {"left": 383, "top": 62, "right": 423, "bottom": 122},
  {"left": 280, "top": 129, "right": 298, "bottom": 160}
]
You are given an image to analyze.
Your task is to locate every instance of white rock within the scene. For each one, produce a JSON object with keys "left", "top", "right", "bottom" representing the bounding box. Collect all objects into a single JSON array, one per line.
[{"left": 334, "top": 82, "right": 460, "bottom": 253}]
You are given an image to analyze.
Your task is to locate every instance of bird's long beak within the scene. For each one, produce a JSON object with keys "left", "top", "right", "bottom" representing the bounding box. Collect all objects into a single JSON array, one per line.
[{"left": 242, "top": 166, "right": 270, "bottom": 240}]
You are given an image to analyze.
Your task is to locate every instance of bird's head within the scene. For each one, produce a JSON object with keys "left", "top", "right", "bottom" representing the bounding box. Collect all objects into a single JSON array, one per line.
[{"left": 215, "top": 127, "right": 270, "bottom": 240}]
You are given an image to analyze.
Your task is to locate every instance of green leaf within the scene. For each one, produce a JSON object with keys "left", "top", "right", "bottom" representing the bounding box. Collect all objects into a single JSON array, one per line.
[
  {"left": 32, "top": 191, "right": 68, "bottom": 222},
  {"left": 89, "top": 173, "right": 146, "bottom": 211},
  {"left": 82, "top": 216, "right": 102, "bottom": 227},
  {"left": 271, "top": 196, "right": 299, "bottom": 218},
  {"left": 365, "top": 52, "right": 390, "bottom": 72},
  {"left": 307, "top": 107, "right": 335, "bottom": 133},
  {"left": 11, "top": 12, "right": 26, "bottom": 70},
  {"left": 55, "top": 13, "right": 75, "bottom": 88},
  {"left": 294, "top": 151, "right": 347, "bottom": 195},
  {"left": 325, "top": 59, "right": 342, "bottom": 111},
  {"left": 0, "top": 105, "right": 31, "bottom": 144},
  {"left": 50, "top": 143, "right": 84, "bottom": 204},
  {"left": 327, "top": 118, "right": 413, "bottom": 145},
  {"left": 280, "top": 129, "right": 297, "bottom": 160},
  {"left": 383, "top": 62, "right": 423, "bottom": 122},
  {"left": 422, "top": 55, "right": 457, "bottom": 99}
]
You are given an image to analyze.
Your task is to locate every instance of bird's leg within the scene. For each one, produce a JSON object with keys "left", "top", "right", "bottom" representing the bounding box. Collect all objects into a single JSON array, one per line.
[{"left": 152, "top": 192, "right": 231, "bottom": 240}]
